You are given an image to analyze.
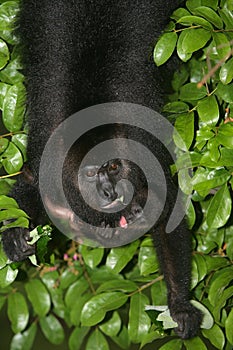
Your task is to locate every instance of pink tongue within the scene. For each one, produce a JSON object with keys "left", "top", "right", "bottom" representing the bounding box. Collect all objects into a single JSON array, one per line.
[{"left": 120, "top": 216, "right": 128, "bottom": 228}]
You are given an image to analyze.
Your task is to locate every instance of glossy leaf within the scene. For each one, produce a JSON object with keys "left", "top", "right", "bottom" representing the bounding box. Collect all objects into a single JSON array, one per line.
[
  {"left": 216, "top": 123, "right": 233, "bottom": 149},
  {"left": 99, "top": 311, "right": 121, "bottom": 336},
  {"left": 81, "top": 292, "right": 128, "bottom": 326},
  {"left": 220, "top": 57, "right": 233, "bottom": 84},
  {"left": 96, "top": 279, "right": 137, "bottom": 293},
  {"left": 184, "top": 336, "right": 207, "bottom": 350},
  {"left": 206, "top": 184, "right": 231, "bottom": 228},
  {"left": 191, "top": 168, "right": 231, "bottom": 193},
  {"left": 0, "top": 265, "right": 18, "bottom": 288},
  {"left": 174, "top": 112, "right": 194, "bottom": 150},
  {"left": 69, "top": 327, "right": 90, "bottom": 350},
  {"left": 177, "top": 15, "right": 213, "bottom": 29},
  {"left": 39, "top": 314, "right": 65, "bottom": 345},
  {"left": 8, "top": 292, "right": 29, "bottom": 333},
  {"left": 181, "top": 28, "right": 211, "bottom": 53},
  {"left": 25, "top": 279, "right": 51, "bottom": 317},
  {"left": 153, "top": 32, "right": 177, "bottom": 66},
  {"left": 0, "top": 2, "right": 19, "bottom": 30},
  {"left": 208, "top": 267, "right": 233, "bottom": 305},
  {"left": 177, "top": 31, "right": 192, "bottom": 62},
  {"left": 212, "top": 33, "right": 231, "bottom": 59},
  {"left": 106, "top": 240, "right": 139, "bottom": 273},
  {"left": 10, "top": 323, "right": 37, "bottom": 350},
  {"left": 179, "top": 83, "right": 206, "bottom": 101},
  {"left": 226, "top": 308, "right": 233, "bottom": 345},
  {"left": 12, "top": 134, "right": 27, "bottom": 161},
  {"left": 1, "top": 142, "right": 23, "bottom": 174},
  {"left": 2, "top": 83, "right": 26, "bottom": 132},
  {"left": 197, "top": 95, "right": 219, "bottom": 126},
  {"left": 128, "top": 293, "right": 151, "bottom": 343},
  {"left": 0, "top": 38, "right": 9, "bottom": 69},
  {"left": 79, "top": 246, "right": 104, "bottom": 268},
  {"left": 202, "top": 324, "right": 225, "bottom": 349},
  {"left": 86, "top": 328, "right": 109, "bottom": 350},
  {"left": 0, "top": 82, "right": 10, "bottom": 109},
  {"left": 159, "top": 339, "right": 183, "bottom": 350},
  {"left": 194, "top": 6, "right": 223, "bottom": 28}
]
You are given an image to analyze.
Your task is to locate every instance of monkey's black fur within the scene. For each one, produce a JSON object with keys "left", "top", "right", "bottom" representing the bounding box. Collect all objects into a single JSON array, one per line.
[{"left": 1, "top": 0, "right": 202, "bottom": 339}]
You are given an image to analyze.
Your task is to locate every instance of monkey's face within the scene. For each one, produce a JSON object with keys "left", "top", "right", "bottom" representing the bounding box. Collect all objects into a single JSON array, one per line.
[{"left": 45, "top": 158, "right": 149, "bottom": 245}]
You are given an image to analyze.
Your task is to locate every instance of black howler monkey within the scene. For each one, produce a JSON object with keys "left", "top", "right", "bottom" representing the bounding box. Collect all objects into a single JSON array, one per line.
[{"left": 1, "top": 0, "right": 202, "bottom": 339}]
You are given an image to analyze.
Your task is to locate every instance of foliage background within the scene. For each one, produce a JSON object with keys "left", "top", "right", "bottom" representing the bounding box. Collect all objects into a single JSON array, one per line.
[{"left": 0, "top": 0, "right": 232, "bottom": 349}]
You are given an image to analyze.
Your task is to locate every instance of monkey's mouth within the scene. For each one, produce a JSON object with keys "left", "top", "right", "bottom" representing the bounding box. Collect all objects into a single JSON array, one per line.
[{"left": 101, "top": 195, "right": 126, "bottom": 209}]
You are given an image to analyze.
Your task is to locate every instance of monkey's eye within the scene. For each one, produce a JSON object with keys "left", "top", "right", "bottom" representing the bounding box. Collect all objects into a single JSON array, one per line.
[{"left": 109, "top": 163, "right": 119, "bottom": 172}]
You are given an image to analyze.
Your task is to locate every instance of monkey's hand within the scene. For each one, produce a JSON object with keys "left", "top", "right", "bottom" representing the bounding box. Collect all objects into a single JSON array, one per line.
[
  {"left": 1, "top": 228, "right": 36, "bottom": 262},
  {"left": 170, "top": 301, "right": 203, "bottom": 339}
]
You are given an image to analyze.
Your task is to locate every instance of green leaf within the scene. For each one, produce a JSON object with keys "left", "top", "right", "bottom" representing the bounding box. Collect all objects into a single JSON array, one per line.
[
  {"left": 212, "top": 33, "right": 231, "bottom": 59},
  {"left": 153, "top": 32, "right": 177, "bottom": 66},
  {"left": 25, "top": 279, "right": 51, "bottom": 317},
  {"left": 177, "top": 15, "right": 213, "bottom": 29},
  {"left": 0, "top": 216, "right": 29, "bottom": 232},
  {"left": 69, "top": 293, "right": 91, "bottom": 326},
  {"left": 174, "top": 112, "right": 194, "bottom": 150},
  {"left": 206, "top": 184, "right": 232, "bottom": 228},
  {"left": 191, "top": 168, "right": 231, "bottom": 194},
  {"left": 163, "top": 101, "right": 189, "bottom": 114},
  {"left": 59, "top": 268, "right": 78, "bottom": 289},
  {"left": 69, "top": 327, "right": 90, "bottom": 350},
  {"left": 99, "top": 311, "right": 121, "bottom": 336},
  {"left": 128, "top": 293, "right": 151, "bottom": 343},
  {"left": 177, "top": 31, "right": 192, "bottom": 62},
  {"left": 8, "top": 292, "right": 29, "bottom": 333},
  {"left": 1, "top": 141, "right": 23, "bottom": 174},
  {"left": 208, "top": 267, "right": 233, "bottom": 305},
  {"left": 10, "top": 323, "right": 37, "bottom": 350},
  {"left": 2, "top": 83, "right": 26, "bottom": 132},
  {"left": 39, "top": 314, "right": 65, "bottom": 345},
  {"left": 0, "top": 38, "right": 9, "bottom": 69},
  {"left": 0, "top": 265, "right": 18, "bottom": 287},
  {"left": 171, "top": 8, "right": 191, "bottom": 21},
  {"left": 159, "top": 339, "right": 183, "bottom": 350},
  {"left": 0, "top": 195, "right": 18, "bottom": 209},
  {"left": 65, "top": 277, "right": 89, "bottom": 307},
  {"left": 226, "top": 308, "right": 233, "bottom": 345},
  {"left": 181, "top": 28, "right": 211, "bottom": 53},
  {"left": 179, "top": 82, "right": 206, "bottom": 101},
  {"left": 0, "top": 59, "right": 24, "bottom": 84},
  {"left": 0, "top": 82, "right": 10, "bottom": 109},
  {"left": 111, "top": 326, "right": 131, "bottom": 350},
  {"left": 106, "top": 240, "right": 139, "bottom": 273},
  {"left": 81, "top": 292, "right": 128, "bottom": 326},
  {"left": 194, "top": 6, "right": 223, "bottom": 28},
  {"left": 96, "top": 279, "right": 137, "bottom": 293},
  {"left": 79, "top": 246, "right": 104, "bottom": 268},
  {"left": 202, "top": 324, "right": 225, "bottom": 350},
  {"left": 197, "top": 95, "right": 219, "bottom": 126},
  {"left": 184, "top": 337, "right": 207, "bottom": 350},
  {"left": 12, "top": 134, "right": 27, "bottom": 161},
  {"left": 216, "top": 123, "right": 233, "bottom": 149},
  {"left": 86, "top": 328, "right": 109, "bottom": 350},
  {"left": 0, "top": 138, "right": 9, "bottom": 154},
  {"left": 220, "top": 57, "right": 233, "bottom": 84},
  {"left": 0, "top": 1, "right": 19, "bottom": 31},
  {"left": 0, "top": 208, "right": 29, "bottom": 222},
  {"left": 138, "top": 238, "right": 159, "bottom": 275},
  {"left": 191, "top": 300, "right": 214, "bottom": 329}
]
